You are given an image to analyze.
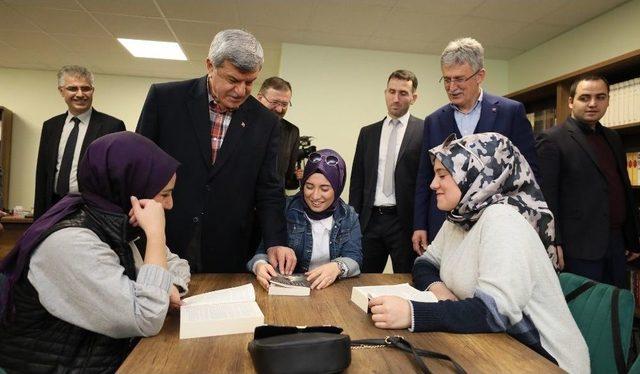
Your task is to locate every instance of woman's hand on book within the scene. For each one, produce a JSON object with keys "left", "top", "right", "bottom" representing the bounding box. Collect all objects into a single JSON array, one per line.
[
  {"left": 305, "top": 262, "right": 341, "bottom": 290},
  {"left": 255, "top": 263, "right": 278, "bottom": 290},
  {"left": 169, "top": 285, "right": 184, "bottom": 311},
  {"left": 428, "top": 282, "right": 458, "bottom": 301},
  {"left": 369, "top": 296, "right": 411, "bottom": 329}
]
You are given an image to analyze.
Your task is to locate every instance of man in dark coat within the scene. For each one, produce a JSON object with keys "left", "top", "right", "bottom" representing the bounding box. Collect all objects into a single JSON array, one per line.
[
  {"left": 35, "top": 65, "right": 125, "bottom": 218},
  {"left": 136, "top": 29, "right": 291, "bottom": 273},
  {"left": 536, "top": 75, "right": 640, "bottom": 288}
]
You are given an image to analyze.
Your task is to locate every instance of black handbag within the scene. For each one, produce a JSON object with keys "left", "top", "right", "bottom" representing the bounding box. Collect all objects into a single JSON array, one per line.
[
  {"left": 248, "top": 325, "right": 351, "bottom": 374},
  {"left": 248, "top": 326, "right": 467, "bottom": 374}
]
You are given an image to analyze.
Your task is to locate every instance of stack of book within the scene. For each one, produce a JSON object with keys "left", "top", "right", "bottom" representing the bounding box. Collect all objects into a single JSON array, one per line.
[
  {"left": 526, "top": 108, "right": 556, "bottom": 134},
  {"left": 602, "top": 77, "right": 640, "bottom": 128}
]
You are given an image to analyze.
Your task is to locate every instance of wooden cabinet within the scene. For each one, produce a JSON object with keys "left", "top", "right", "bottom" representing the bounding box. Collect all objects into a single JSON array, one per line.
[{"left": 0, "top": 106, "right": 12, "bottom": 210}]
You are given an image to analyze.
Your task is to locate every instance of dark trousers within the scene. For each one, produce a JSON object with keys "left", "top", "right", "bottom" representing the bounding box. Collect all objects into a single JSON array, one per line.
[
  {"left": 362, "top": 210, "right": 416, "bottom": 273},
  {"left": 563, "top": 229, "right": 628, "bottom": 289}
]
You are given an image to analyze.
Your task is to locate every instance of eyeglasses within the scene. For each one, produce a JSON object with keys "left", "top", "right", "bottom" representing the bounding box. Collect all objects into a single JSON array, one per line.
[
  {"left": 261, "top": 96, "right": 292, "bottom": 108},
  {"left": 61, "top": 85, "right": 94, "bottom": 93},
  {"left": 309, "top": 152, "right": 339, "bottom": 167},
  {"left": 439, "top": 69, "right": 481, "bottom": 85}
]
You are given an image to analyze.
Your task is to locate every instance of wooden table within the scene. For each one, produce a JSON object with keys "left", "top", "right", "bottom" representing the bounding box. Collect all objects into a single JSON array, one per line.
[
  {"left": 0, "top": 215, "right": 32, "bottom": 259},
  {"left": 119, "top": 274, "right": 562, "bottom": 373}
]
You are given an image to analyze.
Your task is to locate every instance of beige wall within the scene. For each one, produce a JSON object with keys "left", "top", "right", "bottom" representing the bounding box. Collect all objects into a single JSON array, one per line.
[
  {"left": 508, "top": 0, "right": 640, "bottom": 92},
  {"left": 279, "top": 43, "right": 508, "bottom": 196},
  {"left": 0, "top": 67, "right": 176, "bottom": 209}
]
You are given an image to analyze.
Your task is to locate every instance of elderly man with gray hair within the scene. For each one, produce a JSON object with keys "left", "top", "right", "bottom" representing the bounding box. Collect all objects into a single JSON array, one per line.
[
  {"left": 137, "top": 29, "right": 292, "bottom": 274},
  {"left": 412, "top": 37, "right": 539, "bottom": 255},
  {"left": 34, "top": 65, "right": 125, "bottom": 218}
]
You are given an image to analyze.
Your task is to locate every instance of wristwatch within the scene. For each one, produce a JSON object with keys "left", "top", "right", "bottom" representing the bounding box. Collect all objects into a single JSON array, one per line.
[{"left": 333, "top": 260, "right": 348, "bottom": 278}]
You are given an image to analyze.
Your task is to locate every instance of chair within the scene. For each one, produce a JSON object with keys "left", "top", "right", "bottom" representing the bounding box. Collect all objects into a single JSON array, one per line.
[{"left": 559, "top": 272, "right": 635, "bottom": 374}]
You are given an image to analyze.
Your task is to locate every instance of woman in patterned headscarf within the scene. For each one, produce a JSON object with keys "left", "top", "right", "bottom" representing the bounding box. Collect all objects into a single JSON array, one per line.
[
  {"left": 248, "top": 149, "right": 362, "bottom": 290},
  {"left": 368, "top": 133, "right": 589, "bottom": 374}
]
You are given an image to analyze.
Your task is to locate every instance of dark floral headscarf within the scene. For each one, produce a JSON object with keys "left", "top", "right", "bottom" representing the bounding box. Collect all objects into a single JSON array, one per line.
[{"left": 429, "top": 132, "right": 557, "bottom": 268}]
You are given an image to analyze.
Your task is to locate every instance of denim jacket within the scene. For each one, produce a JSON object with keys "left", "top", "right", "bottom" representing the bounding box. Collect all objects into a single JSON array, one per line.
[{"left": 247, "top": 195, "right": 362, "bottom": 277}]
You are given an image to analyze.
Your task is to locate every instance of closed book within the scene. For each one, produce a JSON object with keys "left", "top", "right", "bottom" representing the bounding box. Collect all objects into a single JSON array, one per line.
[
  {"left": 180, "top": 283, "right": 264, "bottom": 339},
  {"left": 350, "top": 283, "right": 437, "bottom": 313},
  {"left": 268, "top": 274, "right": 311, "bottom": 296}
]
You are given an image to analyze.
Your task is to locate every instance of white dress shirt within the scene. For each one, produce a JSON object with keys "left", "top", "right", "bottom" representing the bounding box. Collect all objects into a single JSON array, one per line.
[
  {"left": 54, "top": 109, "right": 91, "bottom": 194},
  {"left": 373, "top": 111, "right": 410, "bottom": 206},
  {"left": 308, "top": 215, "right": 334, "bottom": 270}
]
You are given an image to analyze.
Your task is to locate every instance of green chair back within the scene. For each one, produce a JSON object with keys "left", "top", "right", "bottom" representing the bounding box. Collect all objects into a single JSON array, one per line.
[{"left": 559, "top": 272, "right": 635, "bottom": 374}]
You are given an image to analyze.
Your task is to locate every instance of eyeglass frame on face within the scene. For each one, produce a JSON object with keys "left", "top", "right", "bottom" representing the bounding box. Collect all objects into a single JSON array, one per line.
[
  {"left": 260, "top": 95, "right": 292, "bottom": 109},
  {"left": 60, "top": 85, "right": 94, "bottom": 94},
  {"left": 308, "top": 152, "right": 339, "bottom": 167},
  {"left": 439, "top": 68, "right": 482, "bottom": 86}
]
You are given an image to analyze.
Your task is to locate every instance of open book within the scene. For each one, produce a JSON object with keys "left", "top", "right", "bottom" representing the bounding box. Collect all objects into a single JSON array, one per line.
[
  {"left": 180, "top": 283, "right": 264, "bottom": 339},
  {"left": 351, "top": 283, "right": 437, "bottom": 313},
  {"left": 268, "top": 274, "right": 311, "bottom": 296}
]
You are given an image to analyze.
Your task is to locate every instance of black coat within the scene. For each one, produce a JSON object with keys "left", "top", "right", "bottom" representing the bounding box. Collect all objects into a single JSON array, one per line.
[
  {"left": 34, "top": 109, "right": 125, "bottom": 218},
  {"left": 136, "top": 76, "right": 286, "bottom": 272},
  {"left": 536, "top": 118, "right": 640, "bottom": 260},
  {"left": 278, "top": 118, "right": 300, "bottom": 190},
  {"left": 349, "top": 115, "right": 424, "bottom": 237}
]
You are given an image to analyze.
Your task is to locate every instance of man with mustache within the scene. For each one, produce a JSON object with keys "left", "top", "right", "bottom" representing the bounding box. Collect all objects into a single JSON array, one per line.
[
  {"left": 412, "top": 38, "right": 539, "bottom": 255},
  {"left": 34, "top": 65, "right": 125, "bottom": 218},
  {"left": 536, "top": 75, "right": 640, "bottom": 287},
  {"left": 137, "top": 29, "right": 291, "bottom": 274}
]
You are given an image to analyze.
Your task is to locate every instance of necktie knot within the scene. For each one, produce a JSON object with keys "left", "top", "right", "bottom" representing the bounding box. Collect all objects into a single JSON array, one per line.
[{"left": 71, "top": 117, "right": 81, "bottom": 126}]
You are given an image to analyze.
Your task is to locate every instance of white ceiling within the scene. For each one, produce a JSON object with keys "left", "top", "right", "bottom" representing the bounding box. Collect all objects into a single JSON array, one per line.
[{"left": 0, "top": 0, "right": 629, "bottom": 80}]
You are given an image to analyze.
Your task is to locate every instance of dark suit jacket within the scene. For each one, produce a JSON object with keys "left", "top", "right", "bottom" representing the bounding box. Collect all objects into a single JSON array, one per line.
[
  {"left": 279, "top": 118, "right": 300, "bottom": 190},
  {"left": 536, "top": 118, "right": 640, "bottom": 260},
  {"left": 349, "top": 115, "right": 424, "bottom": 237},
  {"left": 413, "top": 92, "right": 539, "bottom": 240},
  {"left": 34, "top": 109, "right": 125, "bottom": 218},
  {"left": 136, "top": 76, "right": 286, "bottom": 273}
]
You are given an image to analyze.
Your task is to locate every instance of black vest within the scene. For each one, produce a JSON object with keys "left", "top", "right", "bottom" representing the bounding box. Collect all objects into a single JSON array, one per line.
[{"left": 0, "top": 206, "right": 137, "bottom": 373}]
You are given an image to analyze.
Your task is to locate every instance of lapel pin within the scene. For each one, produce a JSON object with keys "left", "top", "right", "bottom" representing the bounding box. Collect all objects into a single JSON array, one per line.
[
  {"left": 241, "top": 122, "right": 246, "bottom": 128},
  {"left": 492, "top": 107, "right": 497, "bottom": 112}
]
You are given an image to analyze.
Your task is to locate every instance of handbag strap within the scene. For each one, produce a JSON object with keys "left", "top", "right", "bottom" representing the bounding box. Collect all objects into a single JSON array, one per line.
[{"left": 351, "top": 336, "right": 466, "bottom": 374}]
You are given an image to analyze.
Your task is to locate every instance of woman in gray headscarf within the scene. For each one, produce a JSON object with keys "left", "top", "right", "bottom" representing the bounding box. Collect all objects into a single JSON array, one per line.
[{"left": 369, "top": 133, "right": 589, "bottom": 374}]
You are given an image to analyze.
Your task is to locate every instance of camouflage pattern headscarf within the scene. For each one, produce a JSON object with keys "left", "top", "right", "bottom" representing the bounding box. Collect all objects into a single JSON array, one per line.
[{"left": 429, "top": 132, "right": 558, "bottom": 268}]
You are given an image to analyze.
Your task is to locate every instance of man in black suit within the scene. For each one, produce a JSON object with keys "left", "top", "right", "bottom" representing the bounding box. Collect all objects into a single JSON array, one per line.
[
  {"left": 256, "top": 76, "right": 301, "bottom": 190},
  {"left": 137, "top": 29, "right": 291, "bottom": 274},
  {"left": 34, "top": 65, "right": 125, "bottom": 218},
  {"left": 349, "top": 70, "right": 424, "bottom": 272},
  {"left": 536, "top": 75, "right": 640, "bottom": 288}
]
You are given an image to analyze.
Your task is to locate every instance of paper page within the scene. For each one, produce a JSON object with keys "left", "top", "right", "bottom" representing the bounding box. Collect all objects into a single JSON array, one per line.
[
  {"left": 364, "top": 283, "right": 437, "bottom": 303},
  {"left": 181, "top": 301, "right": 263, "bottom": 322},
  {"left": 183, "top": 283, "right": 255, "bottom": 306}
]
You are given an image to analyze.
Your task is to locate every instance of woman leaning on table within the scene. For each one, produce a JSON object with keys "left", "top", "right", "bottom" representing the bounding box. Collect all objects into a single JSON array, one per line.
[
  {"left": 0, "top": 132, "right": 190, "bottom": 373},
  {"left": 248, "top": 149, "right": 362, "bottom": 290},
  {"left": 369, "top": 133, "right": 589, "bottom": 374}
]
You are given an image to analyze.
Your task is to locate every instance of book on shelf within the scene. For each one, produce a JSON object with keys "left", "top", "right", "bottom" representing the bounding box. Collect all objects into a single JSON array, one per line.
[
  {"left": 180, "top": 283, "right": 264, "bottom": 339},
  {"left": 603, "top": 76, "right": 640, "bottom": 128},
  {"left": 268, "top": 273, "right": 311, "bottom": 296},
  {"left": 626, "top": 152, "right": 640, "bottom": 187},
  {"left": 350, "top": 283, "right": 437, "bottom": 313},
  {"left": 532, "top": 108, "right": 556, "bottom": 134}
]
